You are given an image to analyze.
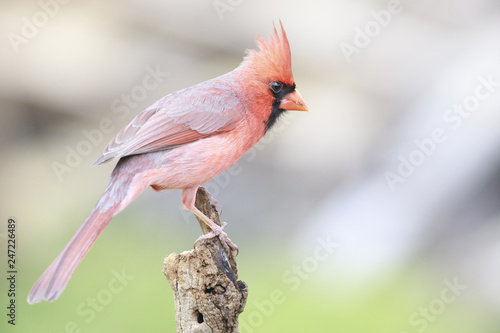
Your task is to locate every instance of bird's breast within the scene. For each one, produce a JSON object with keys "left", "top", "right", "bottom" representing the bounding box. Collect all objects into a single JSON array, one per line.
[{"left": 142, "top": 122, "right": 264, "bottom": 190}]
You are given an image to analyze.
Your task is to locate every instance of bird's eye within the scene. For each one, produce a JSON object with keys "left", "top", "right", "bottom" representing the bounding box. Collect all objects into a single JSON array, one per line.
[{"left": 269, "top": 81, "right": 284, "bottom": 94}]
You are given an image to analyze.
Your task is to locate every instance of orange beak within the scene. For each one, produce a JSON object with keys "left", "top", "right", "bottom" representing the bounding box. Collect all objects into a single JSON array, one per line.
[{"left": 279, "top": 89, "right": 308, "bottom": 112}]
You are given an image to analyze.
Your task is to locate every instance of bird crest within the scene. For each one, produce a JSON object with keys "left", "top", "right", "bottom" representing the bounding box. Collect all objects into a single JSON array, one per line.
[{"left": 243, "top": 21, "right": 294, "bottom": 85}]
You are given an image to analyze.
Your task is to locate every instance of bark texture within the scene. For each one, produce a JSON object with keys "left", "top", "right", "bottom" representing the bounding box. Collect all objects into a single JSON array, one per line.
[{"left": 163, "top": 188, "right": 248, "bottom": 332}]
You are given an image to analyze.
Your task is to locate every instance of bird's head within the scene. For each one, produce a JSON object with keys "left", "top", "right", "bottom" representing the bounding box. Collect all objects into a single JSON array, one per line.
[{"left": 237, "top": 21, "right": 308, "bottom": 132}]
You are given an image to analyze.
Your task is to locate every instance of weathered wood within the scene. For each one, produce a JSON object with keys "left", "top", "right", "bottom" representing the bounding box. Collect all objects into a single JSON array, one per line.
[{"left": 163, "top": 188, "right": 248, "bottom": 332}]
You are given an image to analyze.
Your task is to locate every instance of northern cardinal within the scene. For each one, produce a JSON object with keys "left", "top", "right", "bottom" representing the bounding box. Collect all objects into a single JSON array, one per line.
[{"left": 28, "top": 22, "right": 307, "bottom": 304}]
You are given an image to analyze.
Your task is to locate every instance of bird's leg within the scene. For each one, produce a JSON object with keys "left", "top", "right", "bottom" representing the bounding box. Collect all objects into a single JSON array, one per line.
[
  {"left": 190, "top": 206, "right": 238, "bottom": 254},
  {"left": 182, "top": 187, "right": 238, "bottom": 254}
]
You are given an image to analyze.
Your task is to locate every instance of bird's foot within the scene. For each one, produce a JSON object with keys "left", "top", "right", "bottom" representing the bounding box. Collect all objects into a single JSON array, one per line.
[{"left": 194, "top": 222, "right": 239, "bottom": 255}]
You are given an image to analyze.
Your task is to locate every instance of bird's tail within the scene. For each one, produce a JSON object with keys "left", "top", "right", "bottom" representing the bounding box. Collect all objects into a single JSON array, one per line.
[{"left": 28, "top": 173, "right": 143, "bottom": 304}]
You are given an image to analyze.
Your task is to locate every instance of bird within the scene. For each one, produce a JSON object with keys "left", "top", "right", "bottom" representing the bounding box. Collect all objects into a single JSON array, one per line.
[{"left": 28, "top": 22, "right": 308, "bottom": 304}]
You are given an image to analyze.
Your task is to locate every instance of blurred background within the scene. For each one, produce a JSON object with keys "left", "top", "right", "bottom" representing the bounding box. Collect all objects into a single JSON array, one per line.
[{"left": 1, "top": 0, "right": 500, "bottom": 332}]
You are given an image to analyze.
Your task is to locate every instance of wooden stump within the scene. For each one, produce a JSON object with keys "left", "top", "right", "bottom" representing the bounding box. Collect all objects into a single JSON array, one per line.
[{"left": 163, "top": 188, "right": 248, "bottom": 332}]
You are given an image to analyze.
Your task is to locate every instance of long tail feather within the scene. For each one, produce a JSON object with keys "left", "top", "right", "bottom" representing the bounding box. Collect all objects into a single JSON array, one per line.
[
  {"left": 27, "top": 159, "right": 151, "bottom": 304},
  {"left": 27, "top": 187, "right": 119, "bottom": 304}
]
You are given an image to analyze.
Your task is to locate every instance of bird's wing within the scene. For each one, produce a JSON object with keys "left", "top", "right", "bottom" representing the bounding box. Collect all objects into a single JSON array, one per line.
[{"left": 94, "top": 79, "right": 244, "bottom": 165}]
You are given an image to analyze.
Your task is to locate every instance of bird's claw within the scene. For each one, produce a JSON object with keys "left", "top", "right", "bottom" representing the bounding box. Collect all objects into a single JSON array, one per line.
[{"left": 194, "top": 222, "right": 239, "bottom": 255}]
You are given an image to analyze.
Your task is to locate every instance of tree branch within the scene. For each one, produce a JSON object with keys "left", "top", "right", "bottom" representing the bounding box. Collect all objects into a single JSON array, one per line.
[{"left": 163, "top": 188, "right": 248, "bottom": 332}]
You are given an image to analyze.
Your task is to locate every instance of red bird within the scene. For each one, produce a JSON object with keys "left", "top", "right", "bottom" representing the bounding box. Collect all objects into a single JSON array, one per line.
[{"left": 28, "top": 22, "right": 307, "bottom": 304}]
